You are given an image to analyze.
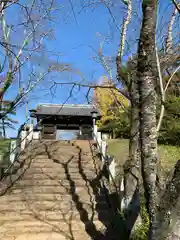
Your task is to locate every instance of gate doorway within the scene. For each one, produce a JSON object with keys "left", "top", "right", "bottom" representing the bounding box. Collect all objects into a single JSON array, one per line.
[
  {"left": 30, "top": 104, "right": 101, "bottom": 140},
  {"left": 56, "top": 130, "right": 79, "bottom": 140}
]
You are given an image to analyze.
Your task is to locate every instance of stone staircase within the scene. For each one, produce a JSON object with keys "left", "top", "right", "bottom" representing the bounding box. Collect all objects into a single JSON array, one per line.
[{"left": 0, "top": 140, "right": 117, "bottom": 240}]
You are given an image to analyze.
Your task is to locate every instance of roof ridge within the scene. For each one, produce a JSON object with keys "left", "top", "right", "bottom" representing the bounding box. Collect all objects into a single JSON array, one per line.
[
  {"left": 39, "top": 104, "right": 97, "bottom": 108},
  {"left": 30, "top": 104, "right": 101, "bottom": 118}
]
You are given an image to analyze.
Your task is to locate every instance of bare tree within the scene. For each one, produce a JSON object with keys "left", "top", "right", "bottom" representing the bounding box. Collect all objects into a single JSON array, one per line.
[
  {"left": 172, "top": 0, "right": 180, "bottom": 13},
  {"left": 0, "top": 0, "right": 70, "bottom": 121},
  {"left": 36, "top": 0, "right": 180, "bottom": 238}
]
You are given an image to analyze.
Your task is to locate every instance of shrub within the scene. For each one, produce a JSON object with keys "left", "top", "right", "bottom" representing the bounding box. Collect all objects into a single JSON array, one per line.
[
  {"left": 158, "top": 95, "right": 180, "bottom": 146},
  {"left": 130, "top": 195, "right": 149, "bottom": 240}
]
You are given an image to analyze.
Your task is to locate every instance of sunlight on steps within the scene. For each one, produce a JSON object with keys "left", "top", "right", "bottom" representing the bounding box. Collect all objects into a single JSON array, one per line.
[{"left": 0, "top": 140, "right": 117, "bottom": 240}]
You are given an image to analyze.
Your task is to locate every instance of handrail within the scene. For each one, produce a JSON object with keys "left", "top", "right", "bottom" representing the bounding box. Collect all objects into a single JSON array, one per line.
[
  {"left": 4, "top": 116, "right": 44, "bottom": 160},
  {"left": 2, "top": 118, "right": 31, "bottom": 160},
  {"left": 2, "top": 113, "right": 53, "bottom": 172},
  {"left": 91, "top": 129, "right": 118, "bottom": 193},
  {"left": 1, "top": 118, "right": 36, "bottom": 177}
]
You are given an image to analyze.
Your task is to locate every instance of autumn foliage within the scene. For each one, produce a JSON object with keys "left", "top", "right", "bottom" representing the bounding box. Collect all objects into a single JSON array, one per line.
[{"left": 93, "top": 76, "right": 129, "bottom": 128}]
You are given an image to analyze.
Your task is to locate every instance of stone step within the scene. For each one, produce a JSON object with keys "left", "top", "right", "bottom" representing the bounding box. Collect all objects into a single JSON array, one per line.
[
  {"left": 0, "top": 219, "right": 106, "bottom": 231},
  {"left": 32, "top": 150, "right": 79, "bottom": 157},
  {"left": 23, "top": 168, "right": 99, "bottom": 177},
  {"left": 0, "top": 208, "right": 111, "bottom": 222},
  {"left": 28, "top": 162, "right": 97, "bottom": 169},
  {"left": 21, "top": 174, "right": 100, "bottom": 181},
  {"left": 0, "top": 199, "right": 109, "bottom": 212},
  {"left": 20, "top": 155, "right": 77, "bottom": 162},
  {"left": 1, "top": 232, "right": 92, "bottom": 240},
  {"left": 21, "top": 146, "right": 78, "bottom": 155},
  {"left": 9, "top": 185, "right": 97, "bottom": 194},
  {"left": 30, "top": 159, "right": 93, "bottom": 166},
  {"left": 12, "top": 179, "right": 99, "bottom": 187},
  {"left": 16, "top": 158, "right": 101, "bottom": 174},
  {"left": 33, "top": 141, "right": 75, "bottom": 147},
  {"left": 35, "top": 156, "right": 94, "bottom": 161},
  {"left": 0, "top": 139, "right": 112, "bottom": 240},
  {"left": 22, "top": 170, "right": 98, "bottom": 177},
  {"left": 33, "top": 157, "right": 97, "bottom": 164},
  {"left": 0, "top": 219, "right": 105, "bottom": 239},
  {"left": 30, "top": 151, "right": 79, "bottom": 157},
  {"left": 0, "top": 234, "right": 68, "bottom": 240},
  {"left": 0, "top": 192, "right": 107, "bottom": 202},
  {"left": 26, "top": 164, "right": 101, "bottom": 172},
  {"left": 20, "top": 150, "right": 97, "bottom": 161},
  {"left": 24, "top": 167, "right": 77, "bottom": 174}
]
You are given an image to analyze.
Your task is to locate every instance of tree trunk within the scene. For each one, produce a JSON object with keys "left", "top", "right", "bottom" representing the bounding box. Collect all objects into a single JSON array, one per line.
[
  {"left": 154, "top": 160, "right": 180, "bottom": 239},
  {"left": 116, "top": 50, "right": 141, "bottom": 236},
  {"left": 122, "top": 73, "right": 141, "bottom": 236},
  {"left": 137, "top": 0, "right": 158, "bottom": 239}
]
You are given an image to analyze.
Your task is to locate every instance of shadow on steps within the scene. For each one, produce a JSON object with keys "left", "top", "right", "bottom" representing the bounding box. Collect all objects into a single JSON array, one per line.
[
  {"left": 43, "top": 141, "right": 129, "bottom": 240},
  {"left": 0, "top": 140, "right": 132, "bottom": 240}
]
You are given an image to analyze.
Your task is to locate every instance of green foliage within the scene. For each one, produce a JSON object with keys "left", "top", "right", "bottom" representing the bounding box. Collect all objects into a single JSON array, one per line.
[
  {"left": 97, "top": 55, "right": 179, "bottom": 144},
  {"left": 102, "top": 94, "right": 180, "bottom": 145},
  {"left": 1, "top": 72, "right": 13, "bottom": 94},
  {"left": 130, "top": 196, "right": 149, "bottom": 240},
  {"left": 108, "top": 139, "right": 180, "bottom": 238},
  {"left": 122, "top": 0, "right": 129, "bottom": 6},
  {"left": 164, "top": 71, "right": 180, "bottom": 97},
  {"left": 0, "top": 100, "right": 18, "bottom": 137},
  {"left": 115, "top": 112, "right": 130, "bottom": 138},
  {"left": 0, "top": 139, "right": 11, "bottom": 155},
  {"left": 99, "top": 111, "right": 130, "bottom": 139},
  {"left": 103, "top": 94, "right": 180, "bottom": 145},
  {"left": 0, "top": 139, "right": 12, "bottom": 180},
  {"left": 158, "top": 95, "right": 180, "bottom": 146}
]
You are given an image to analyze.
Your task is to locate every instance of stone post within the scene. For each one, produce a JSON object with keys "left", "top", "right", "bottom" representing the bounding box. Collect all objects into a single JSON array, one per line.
[
  {"left": 108, "top": 156, "right": 116, "bottom": 184},
  {"left": 91, "top": 111, "right": 98, "bottom": 141},
  {"left": 20, "top": 130, "right": 27, "bottom": 150},
  {"left": 10, "top": 139, "right": 17, "bottom": 163},
  {"left": 101, "top": 140, "right": 107, "bottom": 162},
  {"left": 93, "top": 124, "right": 98, "bottom": 141},
  {"left": 33, "top": 131, "right": 41, "bottom": 140},
  {"left": 28, "top": 124, "right": 34, "bottom": 142}
]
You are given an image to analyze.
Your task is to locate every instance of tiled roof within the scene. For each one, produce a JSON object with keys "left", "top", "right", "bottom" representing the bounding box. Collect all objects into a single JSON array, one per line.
[{"left": 30, "top": 104, "right": 101, "bottom": 117}]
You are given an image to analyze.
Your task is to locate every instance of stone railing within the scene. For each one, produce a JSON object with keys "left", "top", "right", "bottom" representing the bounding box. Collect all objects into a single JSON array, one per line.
[
  {"left": 19, "top": 123, "right": 41, "bottom": 150},
  {"left": 0, "top": 118, "right": 44, "bottom": 180},
  {"left": 6, "top": 120, "right": 41, "bottom": 164},
  {"left": 92, "top": 130, "right": 116, "bottom": 185}
]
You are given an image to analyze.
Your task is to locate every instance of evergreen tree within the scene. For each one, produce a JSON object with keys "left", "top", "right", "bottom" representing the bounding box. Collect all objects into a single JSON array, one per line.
[{"left": 0, "top": 100, "right": 18, "bottom": 138}]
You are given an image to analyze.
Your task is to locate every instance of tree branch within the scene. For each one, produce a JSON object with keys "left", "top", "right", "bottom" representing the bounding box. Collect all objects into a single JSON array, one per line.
[
  {"left": 172, "top": 0, "right": 180, "bottom": 13},
  {"left": 117, "top": 0, "right": 132, "bottom": 62},
  {"left": 156, "top": 42, "right": 180, "bottom": 132},
  {"left": 53, "top": 81, "right": 130, "bottom": 100},
  {"left": 165, "top": 7, "right": 178, "bottom": 54},
  {"left": 164, "top": 65, "right": 180, "bottom": 93},
  {"left": 116, "top": 0, "right": 132, "bottom": 92},
  {"left": 156, "top": 46, "right": 165, "bottom": 133}
]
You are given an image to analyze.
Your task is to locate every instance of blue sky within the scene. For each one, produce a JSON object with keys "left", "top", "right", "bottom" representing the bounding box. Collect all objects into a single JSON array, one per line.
[{"left": 2, "top": 0, "right": 178, "bottom": 137}]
